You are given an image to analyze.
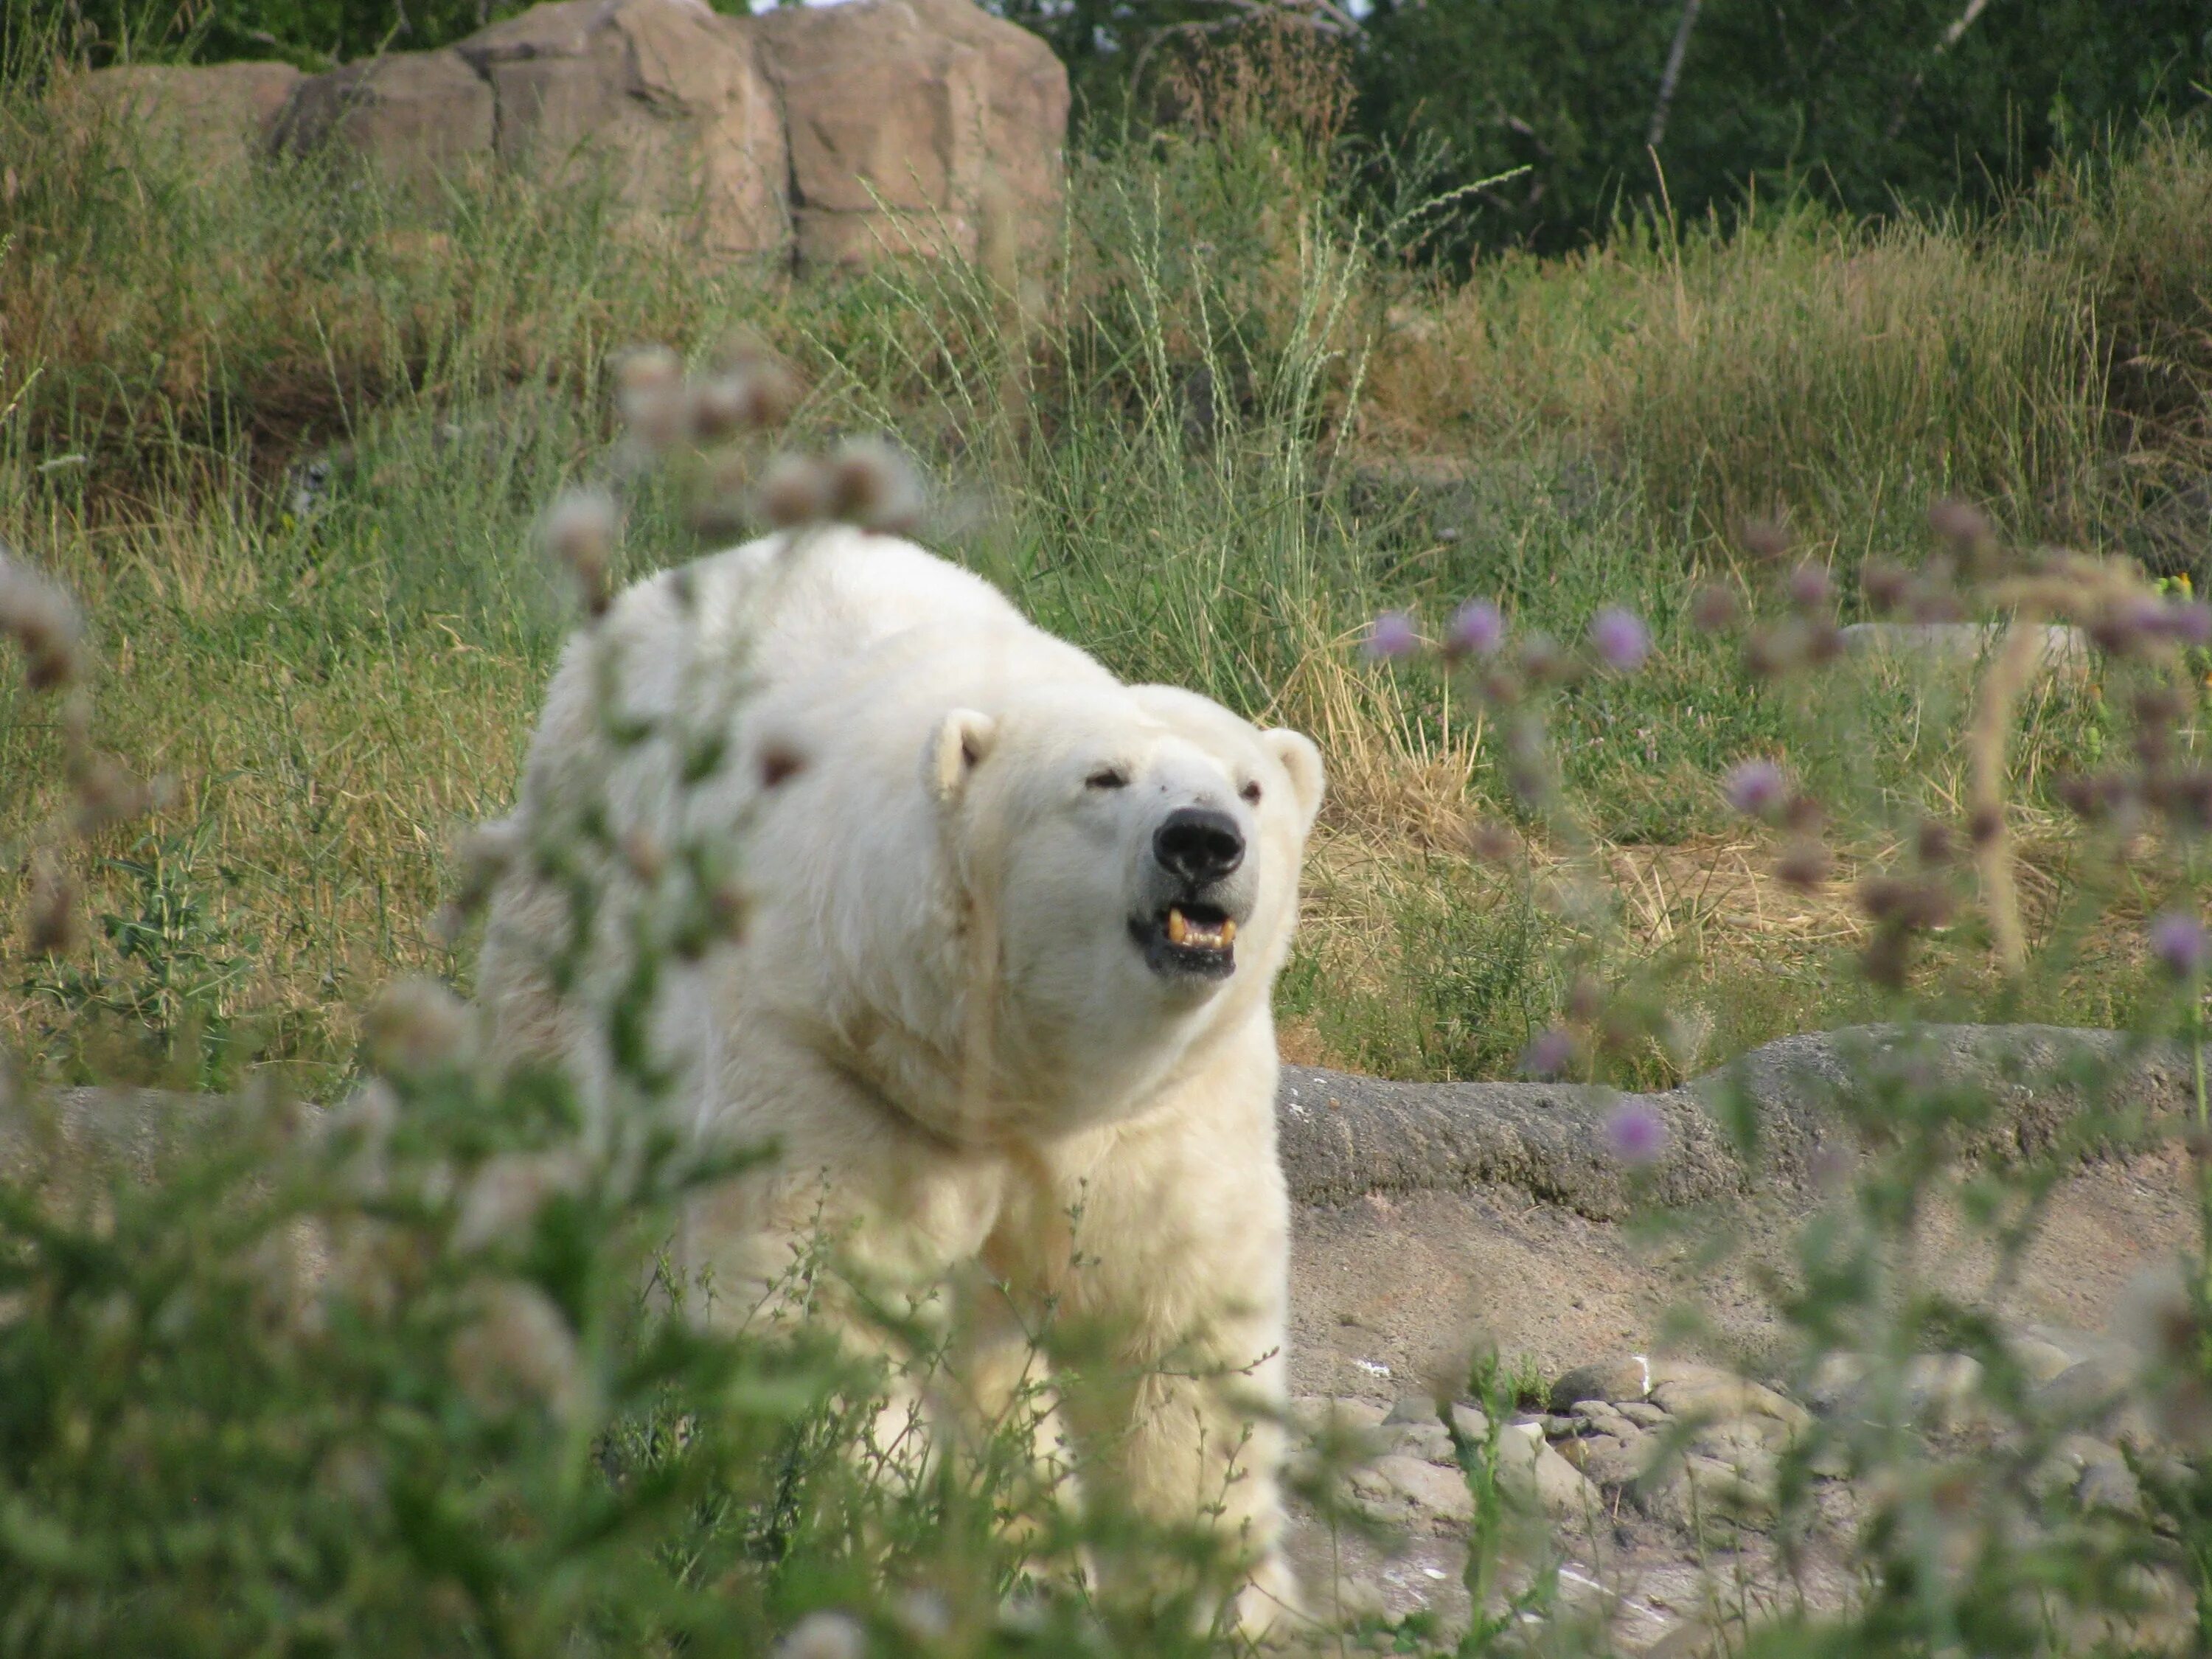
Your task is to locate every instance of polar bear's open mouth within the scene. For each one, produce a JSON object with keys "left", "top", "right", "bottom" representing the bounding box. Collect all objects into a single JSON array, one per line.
[{"left": 1129, "top": 902, "right": 1238, "bottom": 980}]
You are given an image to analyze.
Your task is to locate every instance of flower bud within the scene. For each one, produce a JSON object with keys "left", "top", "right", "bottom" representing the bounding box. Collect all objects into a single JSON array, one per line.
[
  {"left": 1445, "top": 598, "right": 1504, "bottom": 658},
  {"left": 1723, "top": 759, "right": 1787, "bottom": 818},
  {"left": 1689, "top": 584, "right": 1739, "bottom": 632},
  {"left": 1927, "top": 497, "right": 1992, "bottom": 557},
  {"left": 543, "top": 490, "right": 619, "bottom": 617},
  {"left": 1736, "top": 518, "right": 1791, "bottom": 565},
  {"left": 759, "top": 453, "right": 835, "bottom": 529},
  {"left": 1520, "top": 1028, "right": 1573, "bottom": 1079},
  {"left": 25, "top": 853, "right": 79, "bottom": 955},
  {"left": 824, "top": 437, "right": 924, "bottom": 533},
  {"left": 2150, "top": 909, "right": 2210, "bottom": 980},
  {"left": 1605, "top": 1099, "right": 1667, "bottom": 1166},
  {"left": 0, "top": 553, "right": 86, "bottom": 692},
  {"left": 613, "top": 346, "right": 688, "bottom": 451},
  {"left": 1588, "top": 607, "right": 1649, "bottom": 672},
  {"left": 1363, "top": 611, "right": 1419, "bottom": 661},
  {"left": 1785, "top": 562, "right": 1832, "bottom": 611}
]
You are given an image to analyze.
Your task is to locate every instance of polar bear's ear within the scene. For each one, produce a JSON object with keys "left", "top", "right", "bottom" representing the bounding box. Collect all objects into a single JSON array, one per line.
[
  {"left": 1260, "top": 728, "right": 1326, "bottom": 827},
  {"left": 925, "top": 708, "right": 999, "bottom": 805}
]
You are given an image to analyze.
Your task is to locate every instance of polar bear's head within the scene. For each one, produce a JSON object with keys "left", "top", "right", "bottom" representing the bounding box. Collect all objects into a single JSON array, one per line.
[{"left": 922, "top": 680, "right": 1323, "bottom": 1113}]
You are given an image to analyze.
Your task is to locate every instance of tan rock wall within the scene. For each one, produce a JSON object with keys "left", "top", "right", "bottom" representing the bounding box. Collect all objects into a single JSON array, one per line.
[{"left": 58, "top": 0, "right": 1068, "bottom": 272}]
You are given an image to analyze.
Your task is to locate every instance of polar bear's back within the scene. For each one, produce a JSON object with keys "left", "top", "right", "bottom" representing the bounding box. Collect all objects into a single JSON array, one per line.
[{"left": 692, "top": 528, "right": 1026, "bottom": 692}]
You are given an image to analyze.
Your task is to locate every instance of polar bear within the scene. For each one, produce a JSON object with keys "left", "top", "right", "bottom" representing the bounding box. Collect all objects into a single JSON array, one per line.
[{"left": 476, "top": 525, "right": 1324, "bottom": 1629}]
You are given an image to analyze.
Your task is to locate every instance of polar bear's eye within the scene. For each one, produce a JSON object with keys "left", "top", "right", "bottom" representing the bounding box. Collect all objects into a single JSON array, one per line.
[
  {"left": 1085, "top": 767, "right": 1130, "bottom": 790},
  {"left": 1240, "top": 780, "right": 1263, "bottom": 804}
]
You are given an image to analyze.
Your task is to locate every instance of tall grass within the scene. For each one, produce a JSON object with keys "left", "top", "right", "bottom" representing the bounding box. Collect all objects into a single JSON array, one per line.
[
  {"left": 12, "top": 32, "right": 2212, "bottom": 1659},
  {"left": 3, "top": 51, "right": 2210, "bottom": 1093}
]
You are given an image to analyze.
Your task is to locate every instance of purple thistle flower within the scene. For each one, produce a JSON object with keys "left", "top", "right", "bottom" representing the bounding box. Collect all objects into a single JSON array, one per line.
[
  {"left": 1447, "top": 599, "right": 1505, "bottom": 658},
  {"left": 2163, "top": 602, "right": 2212, "bottom": 648},
  {"left": 1365, "top": 611, "right": 1420, "bottom": 661},
  {"left": 1785, "top": 562, "right": 1834, "bottom": 611},
  {"left": 1723, "top": 759, "right": 1788, "bottom": 818},
  {"left": 1520, "top": 1028, "right": 1574, "bottom": 1079},
  {"left": 1589, "top": 607, "right": 1649, "bottom": 672},
  {"left": 1606, "top": 1098, "right": 1669, "bottom": 1166},
  {"left": 2149, "top": 909, "right": 2210, "bottom": 980}
]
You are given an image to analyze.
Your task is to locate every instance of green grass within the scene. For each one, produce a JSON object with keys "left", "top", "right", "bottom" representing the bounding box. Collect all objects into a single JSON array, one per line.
[
  {"left": 3, "top": 69, "right": 2209, "bottom": 1096},
  {"left": 11, "top": 44, "right": 2212, "bottom": 1659}
]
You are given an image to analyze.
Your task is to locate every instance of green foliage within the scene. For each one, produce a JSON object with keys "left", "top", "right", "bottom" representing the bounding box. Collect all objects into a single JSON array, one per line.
[
  {"left": 24, "top": 822, "right": 258, "bottom": 1088},
  {"left": 1012, "top": 0, "right": 2212, "bottom": 259},
  {"left": 11, "top": 32, "right": 2212, "bottom": 1658}
]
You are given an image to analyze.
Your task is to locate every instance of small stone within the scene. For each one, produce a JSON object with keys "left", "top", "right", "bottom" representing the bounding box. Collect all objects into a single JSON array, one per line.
[
  {"left": 1449, "top": 1402, "right": 1490, "bottom": 1443},
  {"left": 1549, "top": 1357, "right": 1655, "bottom": 1408},
  {"left": 1569, "top": 1399, "right": 1637, "bottom": 1440},
  {"left": 1543, "top": 1413, "right": 1582, "bottom": 1439},
  {"left": 2036, "top": 1354, "right": 2135, "bottom": 1417},
  {"left": 1383, "top": 1394, "right": 1440, "bottom": 1425},
  {"left": 1689, "top": 1418, "right": 1790, "bottom": 1463},
  {"left": 1806, "top": 1352, "right": 1867, "bottom": 1413},
  {"left": 1618, "top": 1401, "right": 1669, "bottom": 1430},
  {"left": 2008, "top": 1335, "right": 2078, "bottom": 1385},
  {"left": 1352, "top": 1453, "right": 1475, "bottom": 1526},
  {"left": 1804, "top": 1438, "right": 1851, "bottom": 1480},
  {"left": 1495, "top": 1422, "right": 1604, "bottom": 1520},
  {"left": 1575, "top": 1430, "right": 1655, "bottom": 1489},
  {"left": 2022, "top": 1324, "right": 2129, "bottom": 1371},
  {"left": 1904, "top": 1354, "right": 1989, "bottom": 1430},
  {"left": 2076, "top": 1457, "right": 2143, "bottom": 1515},
  {"left": 1293, "top": 1395, "right": 1387, "bottom": 1434},
  {"left": 1657, "top": 1453, "right": 1778, "bottom": 1530},
  {"left": 1651, "top": 1377, "right": 1812, "bottom": 1437},
  {"left": 1391, "top": 1420, "right": 1454, "bottom": 1466}
]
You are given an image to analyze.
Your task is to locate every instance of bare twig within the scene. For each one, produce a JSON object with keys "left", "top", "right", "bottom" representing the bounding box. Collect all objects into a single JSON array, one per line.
[
  {"left": 1885, "top": 0, "right": 1999, "bottom": 139},
  {"left": 1647, "top": 0, "right": 1704, "bottom": 148}
]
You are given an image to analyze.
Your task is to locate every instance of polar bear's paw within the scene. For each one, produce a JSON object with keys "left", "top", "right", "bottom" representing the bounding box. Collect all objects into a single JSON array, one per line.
[{"left": 1225, "top": 1552, "right": 1310, "bottom": 1649}]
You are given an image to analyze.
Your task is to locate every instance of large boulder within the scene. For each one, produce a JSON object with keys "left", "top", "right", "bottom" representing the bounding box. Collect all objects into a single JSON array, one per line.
[
  {"left": 274, "top": 0, "right": 785, "bottom": 256},
  {"left": 55, "top": 60, "right": 302, "bottom": 174},
  {"left": 456, "top": 0, "right": 785, "bottom": 256},
  {"left": 271, "top": 49, "right": 495, "bottom": 189},
  {"left": 128, "top": 0, "right": 1068, "bottom": 270},
  {"left": 751, "top": 0, "right": 1068, "bottom": 268}
]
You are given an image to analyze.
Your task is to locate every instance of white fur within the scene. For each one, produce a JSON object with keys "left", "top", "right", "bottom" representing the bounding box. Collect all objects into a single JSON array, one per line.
[{"left": 478, "top": 527, "right": 1324, "bottom": 1630}]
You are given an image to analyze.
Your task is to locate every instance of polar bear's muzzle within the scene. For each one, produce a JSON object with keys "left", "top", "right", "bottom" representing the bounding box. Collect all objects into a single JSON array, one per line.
[{"left": 1127, "top": 807, "right": 1252, "bottom": 982}]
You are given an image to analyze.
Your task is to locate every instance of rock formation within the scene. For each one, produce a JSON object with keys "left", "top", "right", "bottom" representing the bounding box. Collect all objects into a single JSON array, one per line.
[{"left": 68, "top": 0, "right": 1067, "bottom": 270}]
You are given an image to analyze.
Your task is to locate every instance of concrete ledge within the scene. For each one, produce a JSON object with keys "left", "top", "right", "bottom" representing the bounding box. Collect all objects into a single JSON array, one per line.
[{"left": 1279, "top": 1025, "right": 2190, "bottom": 1220}]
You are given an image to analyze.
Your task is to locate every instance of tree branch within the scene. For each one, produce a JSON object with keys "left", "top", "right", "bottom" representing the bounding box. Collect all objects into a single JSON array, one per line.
[
  {"left": 1647, "top": 0, "right": 1704, "bottom": 148},
  {"left": 1885, "top": 0, "right": 2000, "bottom": 139}
]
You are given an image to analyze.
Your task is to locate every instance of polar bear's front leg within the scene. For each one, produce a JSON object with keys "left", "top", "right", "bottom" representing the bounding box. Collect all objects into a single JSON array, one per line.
[
  {"left": 1062, "top": 1309, "right": 1299, "bottom": 1639},
  {"left": 1029, "top": 1071, "right": 1304, "bottom": 1641}
]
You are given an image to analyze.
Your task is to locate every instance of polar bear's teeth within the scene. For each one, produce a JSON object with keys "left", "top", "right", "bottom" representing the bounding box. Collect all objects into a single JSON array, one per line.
[{"left": 1165, "top": 907, "right": 1233, "bottom": 950}]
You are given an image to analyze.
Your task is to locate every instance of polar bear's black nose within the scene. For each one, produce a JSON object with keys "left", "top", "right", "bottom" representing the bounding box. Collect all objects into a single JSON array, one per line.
[{"left": 1154, "top": 807, "right": 1244, "bottom": 885}]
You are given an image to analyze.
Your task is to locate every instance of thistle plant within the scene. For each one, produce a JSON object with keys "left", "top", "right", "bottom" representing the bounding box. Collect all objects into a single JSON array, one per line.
[
  {"left": 1366, "top": 498, "right": 2212, "bottom": 1652},
  {"left": 0, "top": 342, "right": 1308, "bottom": 1659}
]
